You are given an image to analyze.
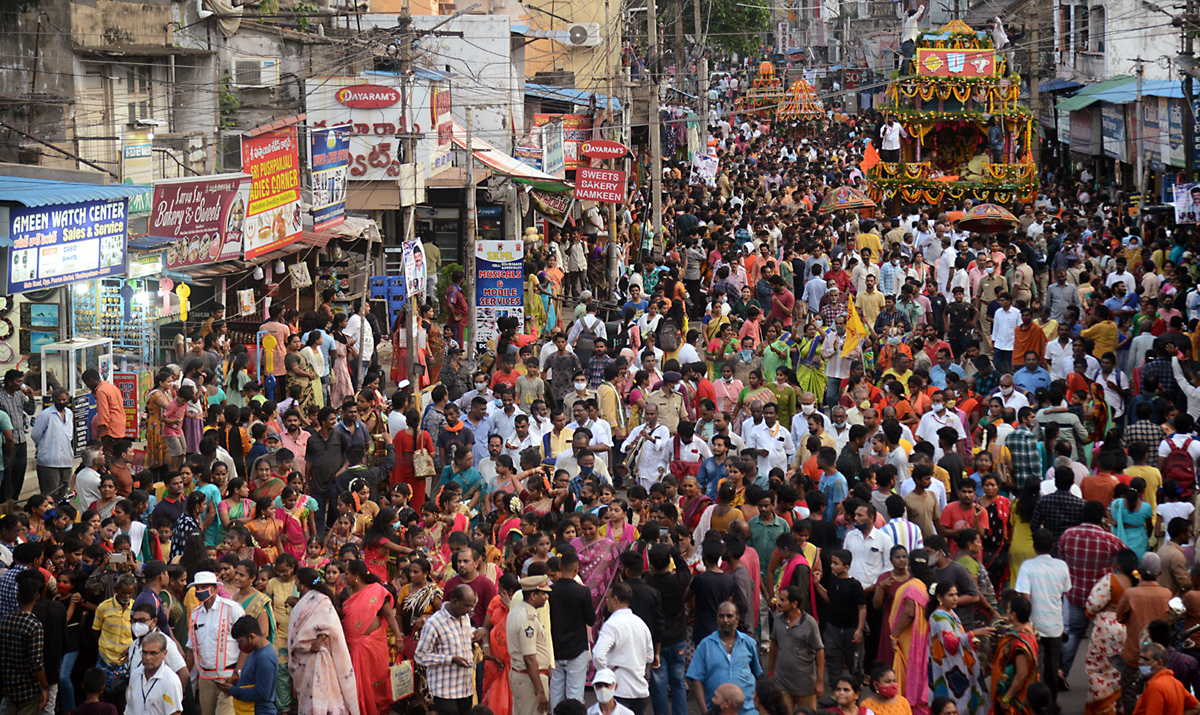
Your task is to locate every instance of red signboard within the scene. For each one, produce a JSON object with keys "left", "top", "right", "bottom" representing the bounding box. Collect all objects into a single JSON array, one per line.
[
  {"left": 113, "top": 372, "right": 138, "bottom": 438},
  {"left": 534, "top": 114, "right": 592, "bottom": 169},
  {"left": 241, "top": 127, "right": 303, "bottom": 259},
  {"left": 335, "top": 84, "right": 401, "bottom": 108},
  {"left": 151, "top": 174, "right": 251, "bottom": 268},
  {"left": 915, "top": 49, "right": 998, "bottom": 78},
  {"left": 574, "top": 167, "right": 626, "bottom": 203},
  {"left": 580, "top": 140, "right": 628, "bottom": 159}
]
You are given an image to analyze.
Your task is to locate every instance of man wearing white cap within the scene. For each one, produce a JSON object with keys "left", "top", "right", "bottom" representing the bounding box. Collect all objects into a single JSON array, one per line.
[
  {"left": 186, "top": 571, "right": 245, "bottom": 715},
  {"left": 590, "top": 668, "right": 635, "bottom": 715},
  {"left": 507, "top": 575, "right": 553, "bottom": 715},
  {"left": 593, "top": 582, "right": 653, "bottom": 715}
]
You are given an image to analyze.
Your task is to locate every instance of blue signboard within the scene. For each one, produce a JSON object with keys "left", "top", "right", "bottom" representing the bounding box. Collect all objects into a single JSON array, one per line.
[
  {"left": 474, "top": 239, "right": 524, "bottom": 355},
  {"left": 310, "top": 127, "right": 350, "bottom": 232},
  {"left": 7, "top": 198, "right": 127, "bottom": 294}
]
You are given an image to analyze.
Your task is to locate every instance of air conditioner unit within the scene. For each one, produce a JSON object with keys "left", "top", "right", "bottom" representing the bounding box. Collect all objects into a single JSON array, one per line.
[
  {"left": 231, "top": 58, "right": 278, "bottom": 89},
  {"left": 566, "top": 23, "right": 602, "bottom": 47}
]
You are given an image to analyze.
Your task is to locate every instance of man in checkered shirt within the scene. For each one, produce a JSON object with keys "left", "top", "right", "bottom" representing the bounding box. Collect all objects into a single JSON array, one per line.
[
  {"left": 1056, "top": 501, "right": 1125, "bottom": 680},
  {"left": 415, "top": 585, "right": 482, "bottom": 715}
]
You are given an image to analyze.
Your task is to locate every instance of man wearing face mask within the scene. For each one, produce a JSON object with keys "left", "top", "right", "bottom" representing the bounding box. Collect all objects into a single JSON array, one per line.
[
  {"left": 915, "top": 390, "right": 967, "bottom": 456},
  {"left": 222, "top": 615, "right": 279, "bottom": 714},
  {"left": 974, "top": 258, "right": 1007, "bottom": 352},
  {"left": 821, "top": 315, "right": 858, "bottom": 408},
  {"left": 563, "top": 371, "right": 598, "bottom": 419},
  {"left": 128, "top": 603, "right": 189, "bottom": 683},
  {"left": 187, "top": 571, "right": 246, "bottom": 715},
  {"left": 30, "top": 389, "right": 73, "bottom": 499},
  {"left": 133, "top": 561, "right": 175, "bottom": 640},
  {"left": 994, "top": 374, "right": 1031, "bottom": 413},
  {"left": 746, "top": 404, "right": 793, "bottom": 484},
  {"left": 589, "top": 668, "right": 635, "bottom": 715}
]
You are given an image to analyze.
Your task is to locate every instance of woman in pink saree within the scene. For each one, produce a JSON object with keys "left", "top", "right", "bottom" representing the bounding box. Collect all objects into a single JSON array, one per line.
[
  {"left": 891, "top": 550, "right": 934, "bottom": 715},
  {"left": 288, "top": 568, "right": 359, "bottom": 715},
  {"left": 343, "top": 561, "right": 403, "bottom": 715},
  {"left": 570, "top": 512, "right": 619, "bottom": 619}
]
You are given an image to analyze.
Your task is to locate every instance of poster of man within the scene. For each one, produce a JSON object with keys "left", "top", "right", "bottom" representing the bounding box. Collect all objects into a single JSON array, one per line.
[{"left": 1173, "top": 182, "right": 1200, "bottom": 224}]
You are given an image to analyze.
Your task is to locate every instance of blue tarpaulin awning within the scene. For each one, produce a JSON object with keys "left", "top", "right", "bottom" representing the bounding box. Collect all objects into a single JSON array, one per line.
[
  {"left": 0, "top": 177, "right": 150, "bottom": 208},
  {"left": 525, "top": 82, "right": 622, "bottom": 112},
  {"left": 1039, "top": 78, "right": 1084, "bottom": 93}
]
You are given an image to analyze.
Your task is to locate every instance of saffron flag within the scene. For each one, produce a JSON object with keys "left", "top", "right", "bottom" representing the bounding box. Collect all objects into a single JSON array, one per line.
[
  {"left": 842, "top": 297, "right": 868, "bottom": 358},
  {"left": 860, "top": 140, "right": 880, "bottom": 172}
]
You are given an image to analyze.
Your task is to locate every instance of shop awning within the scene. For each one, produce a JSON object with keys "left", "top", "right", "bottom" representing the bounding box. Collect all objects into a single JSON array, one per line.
[
  {"left": 1085, "top": 79, "right": 1184, "bottom": 104},
  {"left": 1038, "top": 78, "right": 1084, "bottom": 93},
  {"left": 449, "top": 122, "right": 573, "bottom": 192},
  {"left": 1055, "top": 75, "right": 1133, "bottom": 113},
  {"left": 0, "top": 177, "right": 151, "bottom": 207},
  {"left": 525, "top": 82, "right": 622, "bottom": 112}
]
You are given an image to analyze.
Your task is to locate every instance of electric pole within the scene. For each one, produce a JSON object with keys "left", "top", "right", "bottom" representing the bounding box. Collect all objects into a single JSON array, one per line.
[
  {"left": 648, "top": 0, "right": 663, "bottom": 247},
  {"left": 400, "top": 0, "right": 419, "bottom": 394},
  {"left": 694, "top": 0, "right": 707, "bottom": 129},
  {"left": 1030, "top": 9, "right": 1041, "bottom": 166},
  {"left": 465, "top": 107, "right": 477, "bottom": 357},
  {"left": 1136, "top": 59, "right": 1146, "bottom": 225},
  {"left": 1186, "top": 0, "right": 1196, "bottom": 181}
]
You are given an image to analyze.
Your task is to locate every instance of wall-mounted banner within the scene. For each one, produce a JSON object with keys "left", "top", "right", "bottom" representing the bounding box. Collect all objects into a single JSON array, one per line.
[
  {"left": 474, "top": 240, "right": 524, "bottom": 355},
  {"left": 310, "top": 127, "right": 350, "bottom": 231},
  {"left": 151, "top": 174, "right": 250, "bottom": 268},
  {"left": 915, "top": 49, "right": 998, "bottom": 77},
  {"left": 7, "top": 199, "right": 127, "bottom": 294}
]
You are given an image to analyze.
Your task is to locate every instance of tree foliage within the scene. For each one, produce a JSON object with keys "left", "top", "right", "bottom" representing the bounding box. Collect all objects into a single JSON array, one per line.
[{"left": 684, "top": 0, "right": 769, "bottom": 58}]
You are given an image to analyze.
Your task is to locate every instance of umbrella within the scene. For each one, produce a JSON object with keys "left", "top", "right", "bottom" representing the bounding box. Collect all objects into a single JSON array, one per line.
[
  {"left": 955, "top": 203, "right": 1020, "bottom": 234},
  {"left": 819, "top": 186, "right": 876, "bottom": 213}
]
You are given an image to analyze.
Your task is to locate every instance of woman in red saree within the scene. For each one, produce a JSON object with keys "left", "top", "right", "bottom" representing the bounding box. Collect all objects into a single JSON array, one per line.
[
  {"left": 679, "top": 475, "right": 713, "bottom": 530},
  {"left": 361, "top": 507, "right": 411, "bottom": 582},
  {"left": 391, "top": 409, "right": 434, "bottom": 510},
  {"left": 275, "top": 498, "right": 307, "bottom": 560},
  {"left": 483, "top": 577, "right": 517, "bottom": 715},
  {"left": 343, "top": 560, "right": 403, "bottom": 715}
]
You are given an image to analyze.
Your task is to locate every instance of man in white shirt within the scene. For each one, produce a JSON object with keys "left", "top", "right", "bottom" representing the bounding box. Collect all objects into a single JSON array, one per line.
[
  {"left": 621, "top": 403, "right": 672, "bottom": 488},
  {"left": 1045, "top": 325, "right": 1075, "bottom": 379},
  {"left": 187, "top": 571, "right": 245, "bottom": 715},
  {"left": 343, "top": 302, "right": 375, "bottom": 385},
  {"left": 1013, "top": 528, "right": 1072, "bottom": 704},
  {"left": 994, "top": 374, "right": 1031, "bottom": 413},
  {"left": 879, "top": 117, "right": 907, "bottom": 163},
  {"left": 592, "top": 583, "right": 654, "bottom": 714},
  {"left": 915, "top": 391, "right": 967, "bottom": 452},
  {"left": 126, "top": 632, "right": 185, "bottom": 715},
  {"left": 990, "top": 292, "right": 1022, "bottom": 373},
  {"left": 844, "top": 501, "right": 895, "bottom": 589},
  {"left": 746, "top": 403, "right": 794, "bottom": 482},
  {"left": 1104, "top": 257, "right": 1137, "bottom": 294},
  {"left": 504, "top": 415, "right": 541, "bottom": 464}
]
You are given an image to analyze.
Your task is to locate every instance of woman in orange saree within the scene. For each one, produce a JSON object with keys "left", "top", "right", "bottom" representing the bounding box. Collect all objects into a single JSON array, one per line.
[
  {"left": 343, "top": 561, "right": 403, "bottom": 715},
  {"left": 483, "top": 577, "right": 517, "bottom": 715}
]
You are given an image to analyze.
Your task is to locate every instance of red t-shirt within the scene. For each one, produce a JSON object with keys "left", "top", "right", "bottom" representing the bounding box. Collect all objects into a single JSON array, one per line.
[{"left": 939, "top": 502, "right": 990, "bottom": 555}]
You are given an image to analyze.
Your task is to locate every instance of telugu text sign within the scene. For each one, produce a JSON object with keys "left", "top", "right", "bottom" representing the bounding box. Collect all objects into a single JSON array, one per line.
[
  {"left": 574, "top": 167, "right": 627, "bottom": 203},
  {"left": 915, "top": 49, "right": 998, "bottom": 78}
]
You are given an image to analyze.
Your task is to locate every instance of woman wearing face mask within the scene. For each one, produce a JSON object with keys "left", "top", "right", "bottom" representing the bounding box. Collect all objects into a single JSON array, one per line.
[
  {"left": 361, "top": 507, "right": 411, "bottom": 582},
  {"left": 713, "top": 364, "right": 743, "bottom": 418},
  {"left": 342, "top": 559, "right": 402, "bottom": 715},
  {"left": 760, "top": 323, "right": 793, "bottom": 389},
  {"left": 862, "top": 664, "right": 912, "bottom": 715},
  {"left": 731, "top": 369, "right": 775, "bottom": 432}
]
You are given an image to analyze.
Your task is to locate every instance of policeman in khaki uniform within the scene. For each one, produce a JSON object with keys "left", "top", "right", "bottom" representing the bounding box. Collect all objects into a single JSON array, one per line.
[{"left": 507, "top": 575, "right": 553, "bottom": 715}]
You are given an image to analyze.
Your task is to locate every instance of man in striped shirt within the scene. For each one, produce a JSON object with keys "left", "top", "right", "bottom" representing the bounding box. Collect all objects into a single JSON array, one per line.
[
  {"left": 880, "top": 495, "right": 924, "bottom": 554},
  {"left": 415, "top": 585, "right": 481, "bottom": 715}
]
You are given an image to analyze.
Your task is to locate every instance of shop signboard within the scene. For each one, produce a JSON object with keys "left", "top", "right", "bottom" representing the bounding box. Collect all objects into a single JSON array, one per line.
[
  {"left": 1069, "top": 110, "right": 1093, "bottom": 154},
  {"left": 1101, "top": 103, "right": 1126, "bottom": 162},
  {"left": 514, "top": 145, "right": 543, "bottom": 171},
  {"left": 1143, "top": 100, "right": 1161, "bottom": 172},
  {"left": 307, "top": 77, "right": 424, "bottom": 182},
  {"left": 914, "top": 49, "right": 998, "bottom": 78},
  {"left": 309, "top": 127, "right": 350, "bottom": 231},
  {"left": 530, "top": 189, "right": 573, "bottom": 227},
  {"left": 542, "top": 120, "right": 565, "bottom": 178},
  {"left": 150, "top": 173, "right": 250, "bottom": 268},
  {"left": 430, "top": 83, "right": 454, "bottom": 178},
  {"left": 241, "top": 127, "right": 303, "bottom": 259},
  {"left": 122, "top": 126, "right": 154, "bottom": 216},
  {"left": 113, "top": 371, "right": 139, "bottom": 437},
  {"left": 1167, "top": 98, "right": 1184, "bottom": 167},
  {"left": 574, "top": 167, "right": 626, "bottom": 203},
  {"left": 474, "top": 240, "right": 524, "bottom": 355},
  {"left": 534, "top": 114, "right": 591, "bottom": 170},
  {"left": 5, "top": 198, "right": 128, "bottom": 294},
  {"left": 73, "top": 393, "right": 93, "bottom": 455}
]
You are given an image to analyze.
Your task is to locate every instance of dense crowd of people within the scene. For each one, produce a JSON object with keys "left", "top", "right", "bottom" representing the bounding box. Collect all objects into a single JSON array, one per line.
[{"left": 8, "top": 61, "right": 1200, "bottom": 715}]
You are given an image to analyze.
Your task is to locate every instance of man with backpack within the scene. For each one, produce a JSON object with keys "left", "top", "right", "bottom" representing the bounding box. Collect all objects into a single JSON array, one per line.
[
  {"left": 1158, "top": 413, "right": 1200, "bottom": 500},
  {"left": 568, "top": 302, "right": 607, "bottom": 368}
]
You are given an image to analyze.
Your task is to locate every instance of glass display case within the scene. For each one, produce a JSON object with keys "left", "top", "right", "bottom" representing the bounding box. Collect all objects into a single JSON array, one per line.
[{"left": 40, "top": 338, "right": 114, "bottom": 455}]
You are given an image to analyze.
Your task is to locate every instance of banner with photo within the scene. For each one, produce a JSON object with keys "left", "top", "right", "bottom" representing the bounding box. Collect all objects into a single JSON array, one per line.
[{"left": 1174, "top": 182, "right": 1200, "bottom": 224}]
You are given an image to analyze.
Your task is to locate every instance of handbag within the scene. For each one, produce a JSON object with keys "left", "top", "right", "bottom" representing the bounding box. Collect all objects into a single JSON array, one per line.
[
  {"left": 413, "top": 448, "right": 436, "bottom": 479},
  {"left": 390, "top": 660, "right": 415, "bottom": 700},
  {"left": 669, "top": 435, "right": 700, "bottom": 479}
]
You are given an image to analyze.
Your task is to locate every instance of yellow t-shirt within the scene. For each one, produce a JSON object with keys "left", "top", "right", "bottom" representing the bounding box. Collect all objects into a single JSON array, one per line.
[
  {"left": 93, "top": 596, "right": 134, "bottom": 665},
  {"left": 1081, "top": 320, "right": 1118, "bottom": 359},
  {"left": 1124, "top": 465, "right": 1163, "bottom": 514}
]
